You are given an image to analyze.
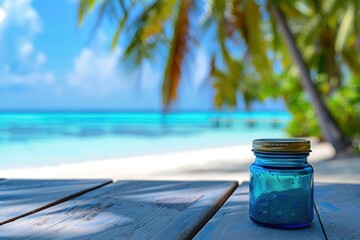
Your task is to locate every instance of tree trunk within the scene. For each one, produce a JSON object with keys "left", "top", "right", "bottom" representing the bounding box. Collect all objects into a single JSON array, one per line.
[{"left": 270, "top": 6, "right": 351, "bottom": 153}]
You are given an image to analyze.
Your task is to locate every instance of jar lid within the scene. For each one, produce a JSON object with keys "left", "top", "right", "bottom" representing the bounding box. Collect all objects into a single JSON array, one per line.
[{"left": 252, "top": 138, "right": 311, "bottom": 153}]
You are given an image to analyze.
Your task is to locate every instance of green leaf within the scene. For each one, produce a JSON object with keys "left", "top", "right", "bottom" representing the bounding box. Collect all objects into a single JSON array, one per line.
[
  {"left": 243, "top": 0, "right": 272, "bottom": 83},
  {"left": 336, "top": 5, "right": 355, "bottom": 51},
  {"left": 162, "top": 0, "right": 191, "bottom": 109},
  {"left": 111, "top": 12, "right": 129, "bottom": 51},
  {"left": 301, "top": 0, "right": 345, "bottom": 45},
  {"left": 78, "top": 0, "right": 97, "bottom": 26},
  {"left": 142, "top": 0, "right": 177, "bottom": 39}
]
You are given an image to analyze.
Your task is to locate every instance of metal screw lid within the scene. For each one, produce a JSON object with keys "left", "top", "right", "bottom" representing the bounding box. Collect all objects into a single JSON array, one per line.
[{"left": 252, "top": 138, "right": 311, "bottom": 153}]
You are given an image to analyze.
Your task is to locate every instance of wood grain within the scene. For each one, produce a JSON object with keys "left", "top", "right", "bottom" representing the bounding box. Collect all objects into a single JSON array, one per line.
[
  {"left": 0, "top": 180, "right": 237, "bottom": 239},
  {"left": 194, "top": 182, "right": 326, "bottom": 240},
  {"left": 153, "top": 181, "right": 237, "bottom": 240},
  {"left": 0, "top": 179, "right": 111, "bottom": 225},
  {"left": 315, "top": 183, "right": 360, "bottom": 240}
]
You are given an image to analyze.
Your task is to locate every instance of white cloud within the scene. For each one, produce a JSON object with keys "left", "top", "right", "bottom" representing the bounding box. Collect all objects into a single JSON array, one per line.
[
  {"left": 67, "top": 47, "right": 131, "bottom": 95},
  {"left": 0, "top": 0, "right": 41, "bottom": 33},
  {"left": 17, "top": 41, "right": 47, "bottom": 68},
  {"left": 0, "top": 7, "right": 6, "bottom": 24},
  {"left": 36, "top": 52, "right": 47, "bottom": 65},
  {"left": 19, "top": 41, "right": 34, "bottom": 59},
  {"left": 0, "top": 65, "right": 54, "bottom": 86},
  {"left": 9, "top": 72, "right": 54, "bottom": 85},
  {"left": 0, "top": 0, "right": 55, "bottom": 89}
]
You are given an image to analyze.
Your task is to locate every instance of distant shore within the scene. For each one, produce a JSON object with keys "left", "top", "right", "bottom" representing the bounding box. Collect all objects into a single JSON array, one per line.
[{"left": 1, "top": 140, "right": 358, "bottom": 183}]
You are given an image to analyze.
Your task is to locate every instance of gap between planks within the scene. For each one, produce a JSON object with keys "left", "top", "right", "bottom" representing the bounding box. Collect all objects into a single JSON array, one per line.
[
  {"left": 314, "top": 183, "right": 360, "bottom": 240},
  {"left": 0, "top": 180, "right": 112, "bottom": 226},
  {"left": 314, "top": 203, "right": 329, "bottom": 240},
  {"left": 153, "top": 181, "right": 238, "bottom": 240},
  {"left": 186, "top": 181, "right": 238, "bottom": 240},
  {"left": 0, "top": 180, "right": 238, "bottom": 239}
]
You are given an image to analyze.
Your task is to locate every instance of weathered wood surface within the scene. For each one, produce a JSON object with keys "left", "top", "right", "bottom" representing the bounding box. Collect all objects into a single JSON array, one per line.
[
  {"left": 153, "top": 181, "right": 236, "bottom": 240},
  {"left": 0, "top": 179, "right": 111, "bottom": 225},
  {"left": 194, "top": 182, "right": 326, "bottom": 240},
  {"left": 315, "top": 183, "right": 360, "bottom": 240},
  {"left": 0, "top": 180, "right": 237, "bottom": 239}
]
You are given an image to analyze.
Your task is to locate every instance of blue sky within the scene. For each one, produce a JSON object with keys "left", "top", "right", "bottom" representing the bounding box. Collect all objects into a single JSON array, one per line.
[{"left": 0, "top": 0, "right": 284, "bottom": 111}]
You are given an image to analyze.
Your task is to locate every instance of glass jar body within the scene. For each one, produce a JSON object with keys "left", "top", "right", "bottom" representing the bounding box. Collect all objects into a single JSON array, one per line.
[{"left": 249, "top": 152, "right": 314, "bottom": 228}]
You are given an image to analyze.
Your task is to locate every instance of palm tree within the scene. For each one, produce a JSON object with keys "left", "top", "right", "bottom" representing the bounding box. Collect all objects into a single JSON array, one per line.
[
  {"left": 269, "top": 2, "right": 352, "bottom": 152},
  {"left": 269, "top": 0, "right": 360, "bottom": 152},
  {"left": 78, "top": 0, "right": 272, "bottom": 110},
  {"left": 78, "top": 0, "right": 356, "bottom": 153}
]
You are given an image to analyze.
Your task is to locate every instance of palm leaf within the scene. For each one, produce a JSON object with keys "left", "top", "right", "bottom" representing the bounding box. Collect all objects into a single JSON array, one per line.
[
  {"left": 336, "top": 4, "right": 355, "bottom": 51},
  {"left": 242, "top": 0, "right": 272, "bottom": 83},
  {"left": 212, "top": 67, "right": 238, "bottom": 109},
  {"left": 111, "top": 18, "right": 126, "bottom": 51},
  {"left": 142, "top": 1, "right": 177, "bottom": 39},
  {"left": 162, "top": 0, "right": 191, "bottom": 110},
  {"left": 87, "top": 1, "right": 111, "bottom": 46},
  {"left": 121, "top": 2, "right": 167, "bottom": 64},
  {"left": 342, "top": 49, "right": 360, "bottom": 75},
  {"left": 111, "top": 1, "right": 131, "bottom": 51},
  {"left": 321, "top": 27, "right": 342, "bottom": 88},
  {"left": 78, "top": 0, "right": 97, "bottom": 25},
  {"left": 301, "top": 0, "right": 346, "bottom": 45},
  {"left": 208, "top": 0, "right": 267, "bottom": 109}
]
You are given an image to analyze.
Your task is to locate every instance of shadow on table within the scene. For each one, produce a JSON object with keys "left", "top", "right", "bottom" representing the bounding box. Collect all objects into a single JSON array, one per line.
[{"left": 0, "top": 180, "right": 236, "bottom": 239}]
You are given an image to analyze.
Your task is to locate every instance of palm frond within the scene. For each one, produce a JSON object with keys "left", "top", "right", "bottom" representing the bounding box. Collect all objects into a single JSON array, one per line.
[
  {"left": 162, "top": 0, "right": 191, "bottom": 110},
  {"left": 142, "top": 1, "right": 177, "bottom": 39},
  {"left": 111, "top": 1, "right": 131, "bottom": 51},
  {"left": 301, "top": 0, "right": 346, "bottom": 45},
  {"left": 89, "top": 1, "right": 112, "bottom": 46},
  {"left": 121, "top": 2, "right": 169, "bottom": 64},
  {"left": 212, "top": 63, "right": 239, "bottom": 109},
  {"left": 78, "top": 0, "right": 97, "bottom": 26},
  {"left": 336, "top": 4, "right": 355, "bottom": 51},
  {"left": 342, "top": 48, "right": 360, "bottom": 75},
  {"left": 241, "top": 0, "right": 272, "bottom": 83}
]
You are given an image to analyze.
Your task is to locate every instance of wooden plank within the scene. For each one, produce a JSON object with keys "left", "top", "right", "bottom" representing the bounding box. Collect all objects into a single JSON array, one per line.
[
  {"left": 315, "top": 183, "right": 360, "bottom": 240},
  {"left": 194, "top": 182, "right": 326, "bottom": 240},
  {"left": 0, "top": 179, "right": 111, "bottom": 225},
  {"left": 153, "top": 181, "right": 237, "bottom": 240},
  {"left": 0, "top": 180, "right": 237, "bottom": 239}
]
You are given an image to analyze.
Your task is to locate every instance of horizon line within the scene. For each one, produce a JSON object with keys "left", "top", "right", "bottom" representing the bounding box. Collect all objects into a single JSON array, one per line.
[{"left": 0, "top": 109, "right": 289, "bottom": 114}]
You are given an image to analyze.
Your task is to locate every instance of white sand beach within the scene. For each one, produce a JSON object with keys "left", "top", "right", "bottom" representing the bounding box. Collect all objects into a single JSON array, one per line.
[{"left": 1, "top": 140, "right": 359, "bottom": 183}]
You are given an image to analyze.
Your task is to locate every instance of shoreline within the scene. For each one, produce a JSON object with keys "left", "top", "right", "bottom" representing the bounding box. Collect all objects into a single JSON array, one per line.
[
  {"left": 0, "top": 144, "right": 254, "bottom": 179},
  {"left": 2, "top": 141, "right": 358, "bottom": 184}
]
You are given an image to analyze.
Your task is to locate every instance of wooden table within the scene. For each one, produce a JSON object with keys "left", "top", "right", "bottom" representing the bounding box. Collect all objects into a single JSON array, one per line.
[{"left": 0, "top": 179, "right": 359, "bottom": 239}]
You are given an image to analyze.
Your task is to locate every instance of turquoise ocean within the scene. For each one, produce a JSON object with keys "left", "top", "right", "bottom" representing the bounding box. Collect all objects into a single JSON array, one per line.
[{"left": 0, "top": 112, "right": 291, "bottom": 169}]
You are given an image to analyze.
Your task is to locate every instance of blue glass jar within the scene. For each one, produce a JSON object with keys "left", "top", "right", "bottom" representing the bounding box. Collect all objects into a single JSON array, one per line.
[{"left": 249, "top": 138, "right": 313, "bottom": 228}]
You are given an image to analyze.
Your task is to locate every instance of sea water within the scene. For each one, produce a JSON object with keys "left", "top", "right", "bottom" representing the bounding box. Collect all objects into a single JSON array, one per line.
[{"left": 0, "top": 111, "right": 290, "bottom": 168}]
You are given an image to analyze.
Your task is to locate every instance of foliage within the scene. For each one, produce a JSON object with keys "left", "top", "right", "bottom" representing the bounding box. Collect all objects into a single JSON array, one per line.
[
  {"left": 327, "top": 75, "right": 360, "bottom": 139},
  {"left": 276, "top": 68, "right": 360, "bottom": 146},
  {"left": 269, "top": 0, "right": 360, "bottom": 143},
  {"left": 78, "top": 0, "right": 360, "bottom": 143},
  {"left": 78, "top": 0, "right": 192, "bottom": 109},
  {"left": 275, "top": 72, "right": 321, "bottom": 138},
  {"left": 207, "top": 0, "right": 274, "bottom": 109},
  {"left": 162, "top": 0, "right": 191, "bottom": 110},
  {"left": 78, "top": 0, "right": 274, "bottom": 110}
]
